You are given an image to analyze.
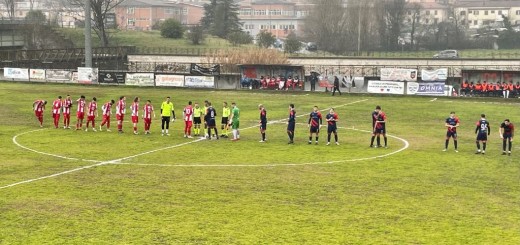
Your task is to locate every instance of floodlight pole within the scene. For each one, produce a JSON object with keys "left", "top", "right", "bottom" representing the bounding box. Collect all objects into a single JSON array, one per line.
[{"left": 84, "top": 0, "right": 93, "bottom": 68}]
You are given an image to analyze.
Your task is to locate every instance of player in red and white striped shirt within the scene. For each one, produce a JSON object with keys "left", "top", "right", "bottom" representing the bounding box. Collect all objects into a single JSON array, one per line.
[
  {"left": 62, "top": 95, "right": 72, "bottom": 129},
  {"left": 51, "top": 96, "right": 63, "bottom": 129},
  {"left": 131, "top": 97, "right": 140, "bottom": 135},
  {"left": 99, "top": 100, "right": 115, "bottom": 132},
  {"left": 85, "top": 97, "right": 98, "bottom": 132},
  {"left": 76, "top": 95, "right": 86, "bottom": 130},
  {"left": 33, "top": 99, "right": 47, "bottom": 127},
  {"left": 116, "top": 96, "right": 126, "bottom": 133},
  {"left": 143, "top": 100, "right": 155, "bottom": 134},
  {"left": 183, "top": 101, "right": 194, "bottom": 138}
]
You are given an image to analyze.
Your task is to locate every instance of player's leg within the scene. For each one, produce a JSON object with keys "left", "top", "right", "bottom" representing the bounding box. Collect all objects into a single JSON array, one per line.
[
  {"left": 327, "top": 131, "right": 331, "bottom": 145},
  {"left": 503, "top": 138, "right": 507, "bottom": 154},
  {"left": 508, "top": 138, "right": 512, "bottom": 155},
  {"left": 92, "top": 117, "right": 96, "bottom": 131},
  {"left": 236, "top": 122, "right": 240, "bottom": 139},
  {"left": 453, "top": 135, "right": 458, "bottom": 152},
  {"left": 165, "top": 117, "right": 170, "bottom": 135},
  {"left": 308, "top": 131, "right": 313, "bottom": 144},
  {"left": 382, "top": 128, "right": 387, "bottom": 147},
  {"left": 334, "top": 130, "right": 339, "bottom": 145},
  {"left": 106, "top": 117, "right": 111, "bottom": 131},
  {"left": 444, "top": 135, "right": 450, "bottom": 151},
  {"left": 315, "top": 130, "right": 319, "bottom": 144},
  {"left": 161, "top": 117, "right": 166, "bottom": 135},
  {"left": 376, "top": 133, "right": 381, "bottom": 147},
  {"left": 370, "top": 132, "right": 376, "bottom": 147},
  {"left": 482, "top": 140, "right": 487, "bottom": 153},
  {"left": 476, "top": 139, "right": 481, "bottom": 153},
  {"left": 187, "top": 121, "right": 193, "bottom": 137}
]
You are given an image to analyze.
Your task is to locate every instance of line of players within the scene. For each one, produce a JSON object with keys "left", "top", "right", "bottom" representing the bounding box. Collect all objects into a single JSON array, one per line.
[
  {"left": 32, "top": 96, "right": 347, "bottom": 145},
  {"left": 444, "top": 112, "right": 515, "bottom": 155}
]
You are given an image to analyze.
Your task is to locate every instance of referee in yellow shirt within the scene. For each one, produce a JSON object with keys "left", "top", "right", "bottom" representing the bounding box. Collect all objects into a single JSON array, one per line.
[
  {"left": 160, "top": 96, "right": 175, "bottom": 136},
  {"left": 221, "top": 102, "right": 231, "bottom": 138}
]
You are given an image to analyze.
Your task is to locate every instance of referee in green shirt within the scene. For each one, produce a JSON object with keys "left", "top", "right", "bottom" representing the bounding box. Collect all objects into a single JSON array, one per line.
[{"left": 161, "top": 96, "right": 175, "bottom": 136}]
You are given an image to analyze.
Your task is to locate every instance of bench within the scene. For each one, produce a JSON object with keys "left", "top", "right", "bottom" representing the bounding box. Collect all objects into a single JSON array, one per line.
[{"left": 318, "top": 80, "right": 334, "bottom": 91}]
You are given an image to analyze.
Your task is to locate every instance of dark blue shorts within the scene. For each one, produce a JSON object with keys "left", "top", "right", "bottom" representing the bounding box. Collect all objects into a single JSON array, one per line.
[
  {"left": 310, "top": 126, "right": 320, "bottom": 133},
  {"left": 503, "top": 133, "right": 512, "bottom": 139},
  {"left": 446, "top": 131, "right": 457, "bottom": 138},
  {"left": 328, "top": 125, "right": 337, "bottom": 133},
  {"left": 287, "top": 122, "right": 295, "bottom": 132},
  {"left": 207, "top": 119, "right": 216, "bottom": 127},
  {"left": 374, "top": 127, "right": 386, "bottom": 135},
  {"left": 260, "top": 122, "right": 267, "bottom": 131},
  {"left": 476, "top": 132, "right": 488, "bottom": 141}
]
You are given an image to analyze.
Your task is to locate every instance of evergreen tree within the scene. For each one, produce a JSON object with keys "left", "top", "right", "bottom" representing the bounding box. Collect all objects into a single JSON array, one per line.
[{"left": 201, "top": 0, "right": 242, "bottom": 38}]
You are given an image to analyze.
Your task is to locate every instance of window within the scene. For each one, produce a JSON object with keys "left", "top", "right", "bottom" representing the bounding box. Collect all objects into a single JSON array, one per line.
[
  {"left": 491, "top": 10, "right": 495, "bottom": 14},
  {"left": 468, "top": 10, "right": 472, "bottom": 14},
  {"left": 484, "top": 10, "right": 488, "bottom": 15},
  {"left": 498, "top": 10, "right": 503, "bottom": 15},
  {"left": 260, "top": 25, "right": 269, "bottom": 30},
  {"left": 127, "top": 7, "right": 135, "bottom": 14},
  {"left": 473, "top": 20, "right": 478, "bottom": 25},
  {"left": 460, "top": 11, "right": 466, "bottom": 16},
  {"left": 182, "top": 8, "right": 187, "bottom": 15},
  {"left": 425, "top": 19, "right": 429, "bottom": 24},
  {"left": 244, "top": 24, "right": 254, "bottom": 30},
  {"left": 127, "top": 18, "right": 135, "bottom": 26},
  {"left": 516, "top": 10, "right": 520, "bottom": 15},
  {"left": 164, "top": 8, "right": 174, "bottom": 14},
  {"left": 269, "top": 10, "right": 281, "bottom": 16},
  {"left": 239, "top": 8, "right": 252, "bottom": 15},
  {"left": 434, "top": 10, "right": 438, "bottom": 15},
  {"left": 254, "top": 10, "right": 266, "bottom": 15},
  {"left": 425, "top": 10, "right": 430, "bottom": 15},
  {"left": 474, "top": 10, "right": 479, "bottom": 15},
  {"left": 272, "top": 25, "right": 276, "bottom": 29}
]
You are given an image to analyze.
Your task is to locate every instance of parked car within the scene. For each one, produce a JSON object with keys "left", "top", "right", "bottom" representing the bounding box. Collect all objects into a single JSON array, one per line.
[
  {"left": 306, "top": 42, "right": 317, "bottom": 51},
  {"left": 433, "top": 50, "right": 459, "bottom": 59}
]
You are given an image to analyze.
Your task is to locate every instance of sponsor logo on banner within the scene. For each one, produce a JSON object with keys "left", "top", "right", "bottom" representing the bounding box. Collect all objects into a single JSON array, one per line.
[
  {"left": 184, "top": 76, "right": 215, "bottom": 88},
  {"left": 416, "top": 82, "right": 446, "bottom": 95},
  {"left": 126, "top": 73, "right": 155, "bottom": 86},
  {"left": 155, "top": 75, "right": 184, "bottom": 87},
  {"left": 98, "top": 72, "right": 125, "bottom": 84},
  {"left": 367, "top": 80, "right": 405, "bottom": 95},
  {"left": 407, "top": 82, "right": 419, "bottom": 94},
  {"left": 421, "top": 68, "right": 448, "bottom": 81},
  {"left": 4, "top": 67, "right": 29, "bottom": 80},
  {"left": 30, "top": 69, "right": 46, "bottom": 80},
  {"left": 380, "top": 68, "right": 418, "bottom": 82},
  {"left": 77, "top": 67, "right": 99, "bottom": 84},
  {"left": 46, "top": 70, "right": 73, "bottom": 82}
]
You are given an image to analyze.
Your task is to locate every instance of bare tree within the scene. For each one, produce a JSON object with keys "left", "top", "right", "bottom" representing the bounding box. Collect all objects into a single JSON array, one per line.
[
  {"left": 2, "top": 0, "right": 15, "bottom": 19},
  {"left": 67, "top": 0, "right": 125, "bottom": 47},
  {"left": 408, "top": 3, "right": 422, "bottom": 50},
  {"left": 304, "top": 0, "right": 350, "bottom": 54}
]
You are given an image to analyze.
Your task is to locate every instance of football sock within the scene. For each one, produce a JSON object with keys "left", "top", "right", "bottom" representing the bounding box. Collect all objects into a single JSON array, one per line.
[
  {"left": 476, "top": 142, "right": 481, "bottom": 150},
  {"left": 509, "top": 142, "right": 512, "bottom": 151},
  {"left": 315, "top": 137, "right": 319, "bottom": 142},
  {"left": 166, "top": 129, "right": 169, "bottom": 134},
  {"left": 237, "top": 130, "right": 240, "bottom": 138},
  {"left": 370, "top": 136, "right": 375, "bottom": 145},
  {"left": 309, "top": 136, "right": 312, "bottom": 141},
  {"left": 262, "top": 133, "right": 265, "bottom": 141},
  {"left": 214, "top": 128, "right": 219, "bottom": 137},
  {"left": 133, "top": 126, "right": 137, "bottom": 132},
  {"left": 328, "top": 134, "right": 331, "bottom": 142},
  {"left": 384, "top": 137, "right": 387, "bottom": 146},
  {"left": 483, "top": 143, "right": 487, "bottom": 151},
  {"left": 454, "top": 140, "right": 458, "bottom": 149},
  {"left": 377, "top": 137, "right": 381, "bottom": 146},
  {"left": 445, "top": 140, "right": 449, "bottom": 149},
  {"left": 503, "top": 140, "right": 507, "bottom": 151},
  {"left": 335, "top": 134, "right": 338, "bottom": 142}
]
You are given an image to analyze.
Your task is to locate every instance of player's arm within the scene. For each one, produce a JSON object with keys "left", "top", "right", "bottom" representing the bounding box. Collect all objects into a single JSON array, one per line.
[
  {"left": 308, "top": 114, "right": 311, "bottom": 127},
  {"left": 475, "top": 124, "right": 479, "bottom": 134},
  {"left": 172, "top": 106, "right": 176, "bottom": 120},
  {"left": 32, "top": 101, "right": 36, "bottom": 110},
  {"left": 319, "top": 114, "right": 323, "bottom": 125},
  {"left": 499, "top": 126, "right": 504, "bottom": 138},
  {"left": 487, "top": 124, "right": 491, "bottom": 135}
]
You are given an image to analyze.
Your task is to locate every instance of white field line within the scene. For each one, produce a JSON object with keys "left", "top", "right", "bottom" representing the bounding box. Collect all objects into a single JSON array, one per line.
[
  {"left": 3, "top": 99, "right": 370, "bottom": 189},
  {"left": 111, "top": 127, "right": 410, "bottom": 167}
]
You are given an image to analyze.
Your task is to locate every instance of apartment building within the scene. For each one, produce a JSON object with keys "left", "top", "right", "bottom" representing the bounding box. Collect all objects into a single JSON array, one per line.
[
  {"left": 455, "top": 0, "right": 520, "bottom": 28},
  {"left": 238, "top": 0, "right": 311, "bottom": 39},
  {"left": 405, "top": 2, "right": 450, "bottom": 25}
]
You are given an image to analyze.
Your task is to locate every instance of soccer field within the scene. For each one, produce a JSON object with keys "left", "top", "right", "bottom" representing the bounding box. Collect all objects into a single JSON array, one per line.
[{"left": 0, "top": 82, "right": 519, "bottom": 244}]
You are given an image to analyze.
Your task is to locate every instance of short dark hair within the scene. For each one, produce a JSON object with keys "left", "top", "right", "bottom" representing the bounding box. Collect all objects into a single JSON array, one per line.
[
  {"left": 58, "top": 96, "right": 62, "bottom": 99},
  {"left": 290, "top": 103, "right": 294, "bottom": 108},
  {"left": 81, "top": 95, "right": 85, "bottom": 99},
  {"left": 481, "top": 114, "right": 486, "bottom": 118},
  {"left": 147, "top": 100, "right": 151, "bottom": 103},
  {"left": 188, "top": 101, "right": 192, "bottom": 105},
  {"left": 110, "top": 100, "right": 115, "bottom": 104},
  {"left": 93, "top": 97, "right": 97, "bottom": 101},
  {"left": 505, "top": 119, "right": 510, "bottom": 122},
  {"left": 134, "top": 97, "right": 139, "bottom": 102},
  {"left": 450, "top": 111, "right": 455, "bottom": 114},
  {"left": 119, "top": 96, "right": 124, "bottom": 100},
  {"left": 376, "top": 105, "right": 381, "bottom": 110}
]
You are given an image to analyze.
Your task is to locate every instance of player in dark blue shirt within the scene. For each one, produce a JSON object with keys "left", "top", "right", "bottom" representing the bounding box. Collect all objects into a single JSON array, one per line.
[
  {"left": 370, "top": 105, "right": 387, "bottom": 148},
  {"left": 444, "top": 112, "right": 460, "bottom": 152},
  {"left": 259, "top": 104, "right": 267, "bottom": 143},
  {"left": 287, "top": 104, "right": 296, "bottom": 144},
  {"left": 500, "top": 119, "right": 515, "bottom": 155},
  {"left": 326, "top": 108, "right": 339, "bottom": 145},
  {"left": 308, "top": 106, "right": 323, "bottom": 144},
  {"left": 204, "top": 102, "right": 219, "bottom": 140},
  {"left": 475, "top": 114, "right": 490, "bottom": 154}
]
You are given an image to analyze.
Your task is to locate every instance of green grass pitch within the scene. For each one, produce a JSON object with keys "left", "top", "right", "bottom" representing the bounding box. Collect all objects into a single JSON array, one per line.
[{"left": 0, "top": 82, "right": 519, "bottom": 244}]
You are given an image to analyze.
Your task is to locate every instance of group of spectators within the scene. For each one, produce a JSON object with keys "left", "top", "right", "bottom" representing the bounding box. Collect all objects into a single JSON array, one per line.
[
  {"left": 460, "top": 81, "right": 520, "bottom": 98},
  {"left": 241, "top": 75, "right": 304, "bottom": 90}
]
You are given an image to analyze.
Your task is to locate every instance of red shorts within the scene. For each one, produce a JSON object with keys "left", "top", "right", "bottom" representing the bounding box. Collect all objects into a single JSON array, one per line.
[
  {"left": 103, "top": 115, "right": 110, "bottom": 122},
  {"left": 77, "top": 112, "right": 85, "bottom": 120},
  {"left": 53, "top": 113, "right": 60, "bottom": 119},
  {"left": 132, "top": 116, "right": 139, "bottom": 123},
  {"left": 185, "top": 121, "right": 193, "bottom": 128},
  {"left": 35, "top": 111, "right": 43, "bottom": 118},
  {"left": 87, "top": 115, "right": 95, "bottom": 121},
  {"left": 63, "top": 113, "right": 70, "bottom": 118},
  {"left": 116, "top": 114, "right": 124, "bottom": 121},
  {"left": 144, "top": 118, "right": 152, "bottom": 124}
]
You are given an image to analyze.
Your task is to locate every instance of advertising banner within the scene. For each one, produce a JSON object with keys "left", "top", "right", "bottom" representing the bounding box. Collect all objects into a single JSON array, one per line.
[
  {"left": 77, "top": 67, "right": 99, "bottom": 84},
  {"left": 98, "top": 72, "right": 125, "bottom": 84},
  {"left": 380, "top": 68, "right": 417, "bottom": 82},
  {"left": 125, "top": 73, "right": 155, "bottom": 86},
  {"left": 407, "top": 82, "right": 446, "bottom": 95},
  {"left": 4, "top": 67, "right": 29, "bottom": 80},
  {"left": 155, "top": 75, "right": 184, "bottom": 87},
  {"left": 46, "top": 70, "right": 73, "bottom": 82},
  {"left": 29, "top": 69, "right": 46, "bottom": 80},
  {"left": 367, "top": 80, "right": 405, "bottom": 95},
  {"left": 421, "top": 68, "right": 448, "bottom": 81},
  {"left": 184, "top": 76, "right": 215, "bottom": 88}
]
